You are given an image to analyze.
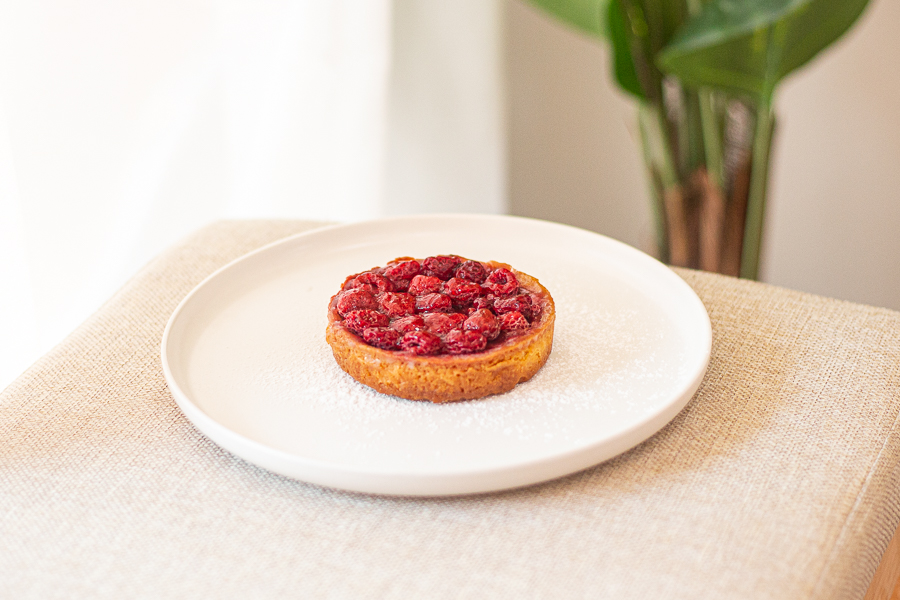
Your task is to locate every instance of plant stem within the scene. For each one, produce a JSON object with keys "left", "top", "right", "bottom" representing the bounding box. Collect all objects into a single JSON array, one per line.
[
  {"left": 698, "top": 90, "right": 723, "bottom": 187},
  {"left": 640, "top": 103, "right": 679, "bottom": 188},
  {"left": 638, "top": 103, "right": 672, "bottom": 259},
  {"left": 684, "top": 0, "right": 723, "bottom": 189},
  {"left": 741, "top": 20, "right": 786, "bottom": 280},
  {"left": 740, "top": 95, "right": 773, "bottom": 280}
]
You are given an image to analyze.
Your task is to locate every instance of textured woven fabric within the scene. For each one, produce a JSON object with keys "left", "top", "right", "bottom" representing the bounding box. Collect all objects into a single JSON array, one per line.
[{"left": 2, "top": 220, "right": 900, "bottom": 599}]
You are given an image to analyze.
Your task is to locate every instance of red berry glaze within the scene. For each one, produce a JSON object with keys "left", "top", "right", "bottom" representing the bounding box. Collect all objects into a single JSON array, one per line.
[
  {"left": 455, "top": 260, "right": 487, "bottom": 284},
  {"left": 336, "top": 288, "right": 378, "bottom": 317},
  {"left": 391, "top": 278, "right": 411, "bottom": 292},
  {"left": 444, "top": 329, "right": 487, "bottom": 354},
  {"left": 444, "top": 277, "right": 483, "bottom": 307},
  {"left": 494, "top": 294, "right": 533, "bottom": 322},
  {"left": 400, "top": 330, "right": 442, "bottom": 355},
  {"left": 408, "top": 274, "right": 443, "bottom": 296},
  {"left": 385, "top": 260, "right": 421, "bottom": 282},
  {"left": 391, "top": 315, "right": 426, "bottom": 334},
  {"left": 362, "top": 327, "right": 400, "bottom": 349},
  {"left": 422, "top": 312, "right": 464, "bottom": 335},
  {"left": 485, "top": 268, "right": 518, "bottom": 296},
  {"left": 344, "top": 310, "right": 390, "bottom": 334},
  {"left": 416, "top": 293, "right": 452, "bottom": 313},
  {"left": 500, "top": 311, "right": 530, "bottom": 332},
  {"left": 472, "top": 295, "right": 496, "bottom": 311},
  {"left": 464, "top": 308, "right": 500, "bottom": 340},
  {"left": 422, "top": 255, "right": 462, "bottom": 281},
  {"left": 332, "top": 256, "right": 548, "bottom": 356},
  {"left": 343, "top": 278, "right": 376, "bottom": 294},
  {"left": 356, "top": 272, "right": 394, "bottom": 293},
  {"left": 379, "top": 292, "right": 416, "bottom": 317}
]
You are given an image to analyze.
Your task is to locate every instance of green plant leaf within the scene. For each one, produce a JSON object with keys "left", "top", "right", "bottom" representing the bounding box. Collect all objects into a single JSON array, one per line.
[
  {"left": 524, "top": 0, "right": 608, "bottom": 38},
  {"left": 606, "top": 0, "right": 645, "bottom": 98},
  {"left": 657, "top": 0, "right": 871, "bottom": 100}
]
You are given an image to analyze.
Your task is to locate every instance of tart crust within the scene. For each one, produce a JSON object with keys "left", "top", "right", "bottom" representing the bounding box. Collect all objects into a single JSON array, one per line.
[{"left": 325, "top": 260, "right": 555, "bottom": 403}]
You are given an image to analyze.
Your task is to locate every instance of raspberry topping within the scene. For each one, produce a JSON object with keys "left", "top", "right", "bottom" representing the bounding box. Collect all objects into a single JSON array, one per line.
[
  {"left": 344, "top": 310, "right": 390, "bottom": 334},
  {"left": 336, "top": 288, "right": 378, "bottom": 317},
  {"left": 423, "top": 312, "right": 465, "bottom": 335},
  {"left": 444, "top": 329, "right": 487, "bottom": 354},
  {"left": 390, "top": 278, "right": 411, "bottom": 292},
  {"left": 343, "top": 279, "right": 376, "bottom": 294},
  {"left": 362, "top": 327, "right": 400, "bottom": 349},
  {"left": 500, "top": 311, "right": 530, "bottom": 331},
  {"left": 455, "top": 260, "right": 487, "bottom": 284},
  {"left": 356, "top": 272, "right": 394, "bottom": 293},
  {"left": 422, "top": 255, "right": 462, "bottom": 281},
  {"left": 408, "top": 275, "right": 443, "bottom": 296},
  {"left": 391, "top": 315, "right": 426, "bottom": 334},
  {"left": 379, "top": 292, "right": 416, "bottom": 318},
  {"left": 416, "top": 293, "right": 452, "bottom": 313},
  {"left": 399, "top": 330, "right": 442, "bottom": 355},
  {"left": 494, "top": 294, "right": 533, "bottom": 322},
  {"left": 485, "top": 268, "right": 518, "bottom": 296},
  {"left": 463, "top": 308, "right": 500, "bottom": 340},
  {"left": 384, "top": 260, "right": 421, "bottom": 282},
  {"left": 472, "top": 295, "right": 496, "bottom": 311},
  {"left": 444, "top": 277, "right": 483, "bottom": 307},
  {"left": 333, "top": 256, "right": 544, "bottom": 355}
]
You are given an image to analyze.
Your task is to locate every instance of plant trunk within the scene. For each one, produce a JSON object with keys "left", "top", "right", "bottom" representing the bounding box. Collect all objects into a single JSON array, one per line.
[{"left": 639, "top": 83, "right": 772, "bottom": 279}]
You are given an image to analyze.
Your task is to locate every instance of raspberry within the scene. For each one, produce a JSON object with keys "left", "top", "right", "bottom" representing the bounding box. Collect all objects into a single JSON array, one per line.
[
  {"left": 422, "top": 312, "right": 464, "bottom": 335},
  {"left": 485, "top": 268, "right": 518, "bottom": 296},
  {"left": 422, "top": 255, "right": 462, "bottom": 281},
  {"left": 408, "top": 275, "right": 443, "bottom": 296},
  {"left": 472, "top": 295, "right": 496, "bottom": 311},
  {"left": 356, "top": 272, "right": 394, "bottom": 293},
  {"left": 447, "top": 313, "right": 467, "bottom": 328},
  {"left": 362, "top": 327, "right": 400, "bottom": 349},
  {"left": 379, "top": 292, "right": 416, "bottom": 317},
  {"left": 343, "top": 278, "right": 376, "bottom": 294},
  {"left": 527, "top": 293, "right": 543, "bottom": 319},
  {"left": 384, "top": 260, "right": 421, "bottom": 282},
  {"left": 343, "top": 310, "right": 389, "bottom": 334},
  {"left": 444, "top": 329, "right": 487, "bottom": 354},
  {"left": 494, "top": 294, "right": 533, "bottom": 322},
  {"left": 399, "top": 330, "right": 442, "bottom": 355},
  {"left": 416, "top": 293, "right": 452, "bottom": 313},
  {"left": 464, "top": 308, "right": 500, "bottom": 340},
  {"left": 500, "top": 311, "right": 530, "bottom": 332},
  {"left": 391, "top": 315, "right": 426, "bottom": 334},
  {"left": 455, "top": 260, "right": 487, "bottom": 284},
  {"left": 444, "top": 277, "right": 483, "bottom": 307},
  {"left": 336, "top": 288, "right": 378, "bottom": 317}
]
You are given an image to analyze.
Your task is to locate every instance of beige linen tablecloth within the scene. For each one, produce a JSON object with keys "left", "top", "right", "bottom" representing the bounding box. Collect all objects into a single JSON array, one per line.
[{"left": 3, "top": 220, "right": 900, "bottom": 599}]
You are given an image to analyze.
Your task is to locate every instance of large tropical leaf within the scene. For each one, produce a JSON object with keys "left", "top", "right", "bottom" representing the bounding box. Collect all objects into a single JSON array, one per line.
[
  {"left": 605, "top": 1, "right": 645, "bottom": 98},
  {"left": 524, "top": 0, "right": 608, "bottom": 37},
  {"left": 657, "top": 0, "right": 871, "bottom": 100}
]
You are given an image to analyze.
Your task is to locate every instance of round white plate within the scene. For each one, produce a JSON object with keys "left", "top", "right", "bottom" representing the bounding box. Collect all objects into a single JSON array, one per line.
[{"left": 161, "top": 215, "right": 711, "bottom": 496}]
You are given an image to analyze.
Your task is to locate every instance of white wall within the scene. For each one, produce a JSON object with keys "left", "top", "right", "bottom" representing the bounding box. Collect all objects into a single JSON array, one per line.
[
  {"left": 506, "top": 0, "right": 900, "bottom": 311},
  {"left": 0, "top": 0, "right": 507, "bottom": 390},
  {"left": 385, "top": 0, "right": 506, "bottom": 216}
]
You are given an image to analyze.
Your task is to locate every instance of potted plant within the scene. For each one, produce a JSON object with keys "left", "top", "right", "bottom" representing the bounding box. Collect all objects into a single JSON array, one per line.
[{"left": 526, "top": 0, "right": 872, "bottom": 278}]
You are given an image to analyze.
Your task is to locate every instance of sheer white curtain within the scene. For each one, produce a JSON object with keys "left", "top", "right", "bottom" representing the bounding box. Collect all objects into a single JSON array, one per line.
[{"left": 0, "top": 0, "right": 506, "bottom": 389}]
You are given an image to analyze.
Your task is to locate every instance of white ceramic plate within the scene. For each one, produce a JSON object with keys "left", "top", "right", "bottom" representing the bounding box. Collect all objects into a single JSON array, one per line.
[{"left": 161, "top": 215, "right": 711, "bottom": 496}]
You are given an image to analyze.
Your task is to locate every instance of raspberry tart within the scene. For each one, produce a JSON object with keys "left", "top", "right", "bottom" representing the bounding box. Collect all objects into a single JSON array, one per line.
[{"left": 325, "top": 255, "right": 555, "bottom": 403}]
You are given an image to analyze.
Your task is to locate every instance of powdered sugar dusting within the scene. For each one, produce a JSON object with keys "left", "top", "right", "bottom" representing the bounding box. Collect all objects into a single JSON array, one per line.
[
  {"left": 187, "top": 269, "right": 691, "bottom": 472},
  {"left": 177, "top": 221, "right": 708, "bottom": 483}
]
